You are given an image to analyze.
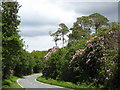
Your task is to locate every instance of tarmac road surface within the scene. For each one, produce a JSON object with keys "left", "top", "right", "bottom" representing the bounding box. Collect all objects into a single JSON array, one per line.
[{"left": 17, "top": 73, "right": 70, "bottom": 90}]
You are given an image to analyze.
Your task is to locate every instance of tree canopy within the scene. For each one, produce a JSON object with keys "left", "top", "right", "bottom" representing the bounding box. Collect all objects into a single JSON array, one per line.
[{"left": 2, "top": 1, "right": 23, "bottom": 79}]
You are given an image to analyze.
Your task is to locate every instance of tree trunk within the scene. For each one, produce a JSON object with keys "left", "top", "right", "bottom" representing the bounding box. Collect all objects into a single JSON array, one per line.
[
  {"left": 95, "top": 27, "right": 98, "bottom": 34},
  {"left": 62, "top": 34, "right": 64, "bottom": 47},
  {"left": 55, "top": 41, "right": 57, "bottom": 46}
]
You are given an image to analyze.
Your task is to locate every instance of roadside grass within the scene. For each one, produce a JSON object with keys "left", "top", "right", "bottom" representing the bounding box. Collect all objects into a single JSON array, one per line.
[
  {"left": 36, "top": 77, "right": 96, "bottom": 89},
  {"left": 2, "top": 76, "right": 23, "bottom": 89},
  {"left": 2, "top": 73, "right": 41, "bottom": 89}
]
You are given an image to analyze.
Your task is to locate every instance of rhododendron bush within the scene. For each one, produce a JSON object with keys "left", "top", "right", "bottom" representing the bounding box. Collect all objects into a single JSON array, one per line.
[
  {"left": 43, "top": 48, "right": 68, "bottom": 79},
  {"left": 44, "top": 46, "right": 59, "bottom": 59},
  {"left": 69, "top": 23, "right": 119, "bottom": 87},
  {"left": 69, "top": 36, "right": 105, "bottom": 85},
  {"left": 98, "top": 23, "right": 119, "bottom": 88},
  {"left": 42, "top": 22, "right": 119, "bottom": 88}
]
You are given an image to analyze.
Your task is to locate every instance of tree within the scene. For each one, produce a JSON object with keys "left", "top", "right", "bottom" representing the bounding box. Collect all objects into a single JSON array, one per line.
[
  {"left": 31, "top": 50, "right": 47, "bottom": 73},
  {"left": 68, "top": 22, "right": 83, "bottom": 42},
  {"left": 14, "top": 50, "right": 35, "bottom": 77},
  {"left": 2, "top": 1, "right": 23, "bottom": 79},
  {"left": 77, "top": 16, "right": 92, "bottom": 36},
  {"left": 50, "top": 31, "right": 61, "bottom": 47},
  {"left": 77, "top": 16, "right": 92, "bottom": 30},
  {"left": 89, "top": 13, "right": 109, "bottom": 34},
  {"left": 68, "top": 16, "right": 91, "bottom": 42},
  {"left": 58, "top": 23, "right": 69, "bottom": 47}
]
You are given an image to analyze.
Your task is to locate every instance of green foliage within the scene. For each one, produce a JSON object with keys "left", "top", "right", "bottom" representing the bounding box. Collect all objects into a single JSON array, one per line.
[
  {"left": 37, "top": 77, "right": 94, "bottom": 89},
  {"left": 77, "top": 16, "right": 93, "bottom": 29},
  {"left": 14, "top": 50, "right": 35, "bottom": 77},
  {"left": 89, "top": 13, "right": 109, "bottom": 33},
  {"left": 31, "top": 50, "right": 47, "bottom": 73},
  {"left": 2, "top": 3, "right": 119, "bottom": 88},
  {"left": 58, "top": 23, "right": 69, "bottom": 47},
  {"left": 69, "top": 36, "right": 105, "bottom": 86},
  {"left": 50, "top": 31, "right": 61, "bottom": 46},
  {"left": 50, "top": 23, "right": 69, "bottom": 47},
  {"left": 2, "top": 1, "right": 24, "bottom": 79},
  {"left": 42, "top": 37, "right": 90, "bottom": 81},
  {"left": 68, "top": 16, "right": 91, "bottom": 42},
  {"left": 43, "top": 17, "right": 119, "bottom": 88},
  {"left": 68, "top": 22, "right": 84, "bottom": 42},
  {"left": 43, "top": 48, "right": 68, "bottom": 79},
  {"left": 3, "top": 79, "right": 12, "bottom": 86},
  {"left": 69, "top": 13, "right": 109, "bottom": 42},
  {"left": 58, "top": 23, "right": 69, "bottom": 35},
  {"left": 2, "top": 76, "right": 22, "bottom": 88},
  {"left": 14, "top": 50, "right": 46, "bottom": 77},
  {"left": 98, "top": 22, "right": 119, "bottom": 88}
]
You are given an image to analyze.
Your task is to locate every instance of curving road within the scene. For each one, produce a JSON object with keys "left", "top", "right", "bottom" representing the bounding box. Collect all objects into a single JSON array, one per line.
[{"left": 17, "top": 73, "right": 69, "bottom": 89}]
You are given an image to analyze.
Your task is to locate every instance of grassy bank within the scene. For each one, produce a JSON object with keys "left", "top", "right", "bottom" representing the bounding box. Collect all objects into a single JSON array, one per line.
[
  {"left": 36, "top": 77, "right": 95, "bottom": 89},
  {"left": 2, "top": 76, "right": 22, "bottom": 89},
  {"left": 2, "top": 73, "right": 41, "bottom": 89}
]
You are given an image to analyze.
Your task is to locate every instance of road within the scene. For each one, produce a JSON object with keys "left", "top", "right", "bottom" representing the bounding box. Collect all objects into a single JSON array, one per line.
[{"left": 17, "top": 73, "right": 69, "bottom": 89}]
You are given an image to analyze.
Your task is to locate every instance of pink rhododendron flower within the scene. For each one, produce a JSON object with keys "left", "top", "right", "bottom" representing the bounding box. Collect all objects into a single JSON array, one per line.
[
  {"left": 101, "top": 41, "right": 104, "bottom": 45},
  {"left": 94, "top": 36, "right": 97, "bottom": 38},
  {"left": 86, "top": 39, "right": 93, "bottom": 44},
  {"left": 108, "top": 31, "right": 113, "bottom": 34},
  {"left": 72, "top": 55, "right": 76, "bottom": 60},
  {"left": 44, "top": 46, "right": 59, "bottom": 59},
  {"left": 86, "top": 59, "right": 91, "bottom": 63},
  {"left": 72, "top": 49, "right": 85, "bottom": 60},
  {"left": 91, "top": 36, "right": 97, "bottom": 40},
  {"left": 86, "top": 36, "right": 98, "bottom": 44},
  {"left": 97, "top": 57, "right": 104, "bottom": 61},
  {"left": 107, "top": 69, "right": 111, "bottom": 72}
]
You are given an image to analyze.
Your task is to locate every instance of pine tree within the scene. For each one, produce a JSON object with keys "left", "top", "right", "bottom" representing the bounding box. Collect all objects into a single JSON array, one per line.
[{"left": 58, "top": 23, "right": 69, "bottom": 47}]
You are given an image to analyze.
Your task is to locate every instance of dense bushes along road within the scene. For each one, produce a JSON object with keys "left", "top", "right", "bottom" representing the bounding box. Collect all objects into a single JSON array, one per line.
[
  {"left": 1, "top": 1, "right": 47, "bottom": 85},
  {"left": 1, "top": 1, "right": 119, "bottom": 89},
  {"left": 43, "top": 16, "right": 119, "bottom": 88}
]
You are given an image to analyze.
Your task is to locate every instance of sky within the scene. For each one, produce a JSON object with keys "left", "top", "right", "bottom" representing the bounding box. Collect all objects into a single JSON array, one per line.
[{"left": 17, "top": 0, "right": 119, "bottom": 52}]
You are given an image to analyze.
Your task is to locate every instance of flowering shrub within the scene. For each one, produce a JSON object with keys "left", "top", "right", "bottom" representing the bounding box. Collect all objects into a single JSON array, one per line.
[
  {"left": 69, "top": 24, "right": 119, "bottom": 87},
  {"left": 42, "top": 23, "right": 119, "bottom": 88},
  {"left": 85, "top": 36, "right": 105, "bottom": 63},
  {"left": 44, "top": 46, "right": 59, "bottom": 59},
  {"left": 98, "top": 25, "right": 119, "bottom": 88},
  {"left": 72, "top": 36, "right": 104, "bottom": 62},
  {"left": 69, "top": 35, "right": 106, "bottom": 86},
  {"left": 72, "top": 49, "right": 85, "bottom": 60},
  {"left": 42, "top": 48, "right": 68, "bottom": 79}
]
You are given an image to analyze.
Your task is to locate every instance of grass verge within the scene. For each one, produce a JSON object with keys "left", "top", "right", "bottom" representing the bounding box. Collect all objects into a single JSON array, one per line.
[
  {"left": 2, "top": 76, "right": 23, "bottom": 89},
  {"left": 2, "top": 73, "right": 41, "bottom": 89},
  {"left": 36, "top": 77, "right": 95, "bottom": 89}
]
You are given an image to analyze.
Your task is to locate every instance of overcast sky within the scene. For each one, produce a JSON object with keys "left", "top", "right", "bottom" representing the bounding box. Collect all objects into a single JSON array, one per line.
[{"left": 17, "top": 0, "right": 119, "bottom": 52}]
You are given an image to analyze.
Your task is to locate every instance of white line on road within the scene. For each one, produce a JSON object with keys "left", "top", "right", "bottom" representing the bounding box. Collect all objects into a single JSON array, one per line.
[{"left": 17, "top": 74, "right": 64, "bottom": 88}]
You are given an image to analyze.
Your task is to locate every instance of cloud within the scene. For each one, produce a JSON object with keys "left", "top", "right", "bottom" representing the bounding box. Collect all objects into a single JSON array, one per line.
[
  {"left": 56, "top": 2, "right": 118, "bottom": 22},
  {"left": 21, "top": 36, "right": 54, "bottom": 52},
  {"left": 21, "top": 35, "right": 65, "bottom": 52},
  {"left": 19, "top": 25, "right": 58, "bottom": 37},
  {"left": 17, "top": 0, "right": 119, "bottom": 52},
  {"left": 18, "top": 0, "right": 77, "bottom": 37},
  {"left": 18, "top": 0, "right": 77, "bottom": 26}
]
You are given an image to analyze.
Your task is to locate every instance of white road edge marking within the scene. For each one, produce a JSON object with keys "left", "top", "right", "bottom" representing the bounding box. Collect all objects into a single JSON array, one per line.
[
  {"left": 17, "top": 74, "right": 64, "bottom": 88},
  {"left": 35, "top": 76, "right": 64, "bottom": 88},
  {"left": 17, "top": 78, "right": 24, "bottom": 88}
]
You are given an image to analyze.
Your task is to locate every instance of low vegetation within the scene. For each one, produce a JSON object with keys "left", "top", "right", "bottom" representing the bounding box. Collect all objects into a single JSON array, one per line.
[
  {"left": 37, "top": 77, "right": 95, "bottom": 89},
  {"left": 2, "top": 76, "right": 22, "bottom": 88}
]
